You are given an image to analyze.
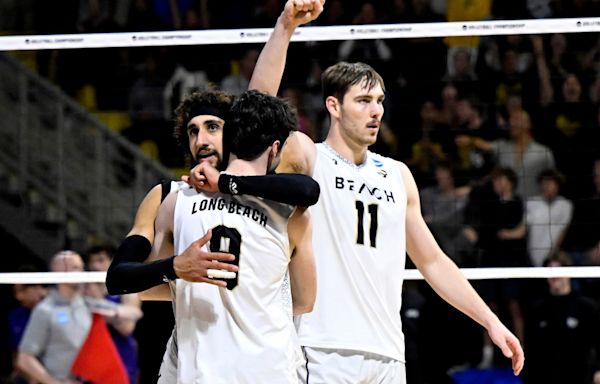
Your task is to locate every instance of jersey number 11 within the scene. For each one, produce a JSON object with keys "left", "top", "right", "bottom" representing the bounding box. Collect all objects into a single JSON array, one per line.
[{"left": 355, "top": 201, "right": 378, "bottom": 248}]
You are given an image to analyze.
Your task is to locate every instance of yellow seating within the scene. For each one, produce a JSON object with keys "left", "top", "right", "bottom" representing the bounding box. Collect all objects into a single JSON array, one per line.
[
  {"left": 94, "top": 111, "right": 131, "bottom": 133},
  {"left": 139, "top": 140, "right": 159, "bottom": 160},
  {"left": 169, "top": 167, "right": 189, "bottom": 179}
]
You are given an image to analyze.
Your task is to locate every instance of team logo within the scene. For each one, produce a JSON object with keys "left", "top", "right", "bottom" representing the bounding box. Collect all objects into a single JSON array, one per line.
[{"left": 372, "top": 158, "right": 384, "bottom": 168}]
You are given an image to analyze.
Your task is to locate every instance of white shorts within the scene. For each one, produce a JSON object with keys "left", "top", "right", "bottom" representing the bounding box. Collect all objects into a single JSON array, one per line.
[
  {"left": 297, "top": 347, "right": 406, "bottom": 384},
  {"left": 157, "top": 331, "right": 178, "bottom": 384}
]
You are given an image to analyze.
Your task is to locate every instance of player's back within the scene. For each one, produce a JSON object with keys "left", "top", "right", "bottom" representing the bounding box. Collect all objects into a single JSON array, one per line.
[
  {"left": 173, "top": 188, "right": 301, "bottom": 384},
  {"left": 295, "top": 143, "right": 408, "bottom": 362}
]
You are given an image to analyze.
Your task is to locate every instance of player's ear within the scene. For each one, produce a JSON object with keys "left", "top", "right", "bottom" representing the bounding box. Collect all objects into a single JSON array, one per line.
[
  {"left": 325, "top": 96, "right": 340, "bottom": 118},
  {"left": 271, "top": 140, "right": 282, "bottom": 157}
]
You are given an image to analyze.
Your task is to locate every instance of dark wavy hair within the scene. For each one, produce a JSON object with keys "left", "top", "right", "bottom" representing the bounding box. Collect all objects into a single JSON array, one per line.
[
  {"left": 173, "top": 90, "right": 234, "bottom": 160},
  {"left": 228, "top": 90, "right": 298, "bottom": 161}
]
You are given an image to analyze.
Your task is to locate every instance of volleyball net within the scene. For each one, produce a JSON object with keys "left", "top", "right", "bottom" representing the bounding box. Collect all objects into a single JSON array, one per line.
[{"left": 0, "top": 9, "right": 599, "bottom": 284}]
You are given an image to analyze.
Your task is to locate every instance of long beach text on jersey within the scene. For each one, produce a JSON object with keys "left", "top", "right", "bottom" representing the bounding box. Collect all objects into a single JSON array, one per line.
[
  {"left": 190, "top": 196, "right": 268, "bottom": 227},
  {"left": 334, "top": 176, "right": 396, "bottom": 203}
]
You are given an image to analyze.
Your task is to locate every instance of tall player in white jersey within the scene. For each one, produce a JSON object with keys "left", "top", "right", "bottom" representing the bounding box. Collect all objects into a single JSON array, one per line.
[
  {"left": 150, "top": 90, "right": 316, "bottom": 384},
  {"left": 270, "top": 62, "right": 525, "bottom": 382}
]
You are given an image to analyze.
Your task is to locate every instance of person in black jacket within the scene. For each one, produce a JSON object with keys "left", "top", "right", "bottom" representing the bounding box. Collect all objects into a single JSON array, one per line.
[{"left": 524, "top": 252, "right": 600, "bottom": 384}]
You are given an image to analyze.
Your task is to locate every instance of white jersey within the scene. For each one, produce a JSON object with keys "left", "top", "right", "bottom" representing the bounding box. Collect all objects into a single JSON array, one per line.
[
  {"left": 173, "top": 188, "right": 302, "bottom": 384},
  {"left": 158, "top": 180, "right": 190, "bottom": 383},
  {"left": 295, "top": 143, "right": 407, "bottom": 362}
]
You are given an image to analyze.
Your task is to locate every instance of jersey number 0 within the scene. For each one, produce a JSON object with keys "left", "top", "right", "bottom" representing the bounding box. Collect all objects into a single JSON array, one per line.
[{"left": 209, "top": 225, "right": 242, "bottom": 290}]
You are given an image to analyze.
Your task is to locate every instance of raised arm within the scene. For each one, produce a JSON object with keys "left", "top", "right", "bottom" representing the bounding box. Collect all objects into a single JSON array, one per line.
[
  {"left": 399, "top": 161, "right": 525, "bottom": 376},
  {"left": 287, "top": 207, "right": 316, "bottom": 315},
  {"left": 249, "top": 0, "right": 324, "bottom": 95}
]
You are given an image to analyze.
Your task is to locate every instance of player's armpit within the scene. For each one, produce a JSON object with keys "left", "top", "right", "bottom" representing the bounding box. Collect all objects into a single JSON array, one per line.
[{"left": 277, "top": 131, "right": 316, "bottom": 176}]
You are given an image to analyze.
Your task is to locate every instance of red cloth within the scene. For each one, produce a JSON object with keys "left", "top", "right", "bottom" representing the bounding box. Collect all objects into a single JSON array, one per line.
[{"left": 71, "top": 313, "right": 129, "bottom": 384}]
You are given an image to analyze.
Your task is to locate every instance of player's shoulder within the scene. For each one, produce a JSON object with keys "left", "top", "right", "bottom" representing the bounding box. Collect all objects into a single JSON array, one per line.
[
  {"left": 279, "top": 131, "right": 316, "bottom": 175},
  {"left": 144, "top": 180, "right": 191, "bottom": 203},
  {"left": 366, "top": 151, "right": 408, "bottom": 173}
]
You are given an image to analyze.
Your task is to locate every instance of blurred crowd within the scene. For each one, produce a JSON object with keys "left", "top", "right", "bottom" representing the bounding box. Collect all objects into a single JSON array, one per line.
[{"left": 1, "top": 0, "right": 600, "bottom": 383}]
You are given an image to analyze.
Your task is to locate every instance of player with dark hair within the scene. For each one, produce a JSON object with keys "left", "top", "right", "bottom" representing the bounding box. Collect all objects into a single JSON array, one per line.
[{"left": 148, "top": 90, "right": 316, "bottom": 383}]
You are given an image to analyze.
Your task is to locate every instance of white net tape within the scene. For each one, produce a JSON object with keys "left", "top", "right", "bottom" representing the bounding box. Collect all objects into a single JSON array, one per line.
[
  {"left": 2, "top": 267, "right": 600, "bottom": 284},
  {"left": 0, "top": 17, "right": 599, "bottom": 51}
]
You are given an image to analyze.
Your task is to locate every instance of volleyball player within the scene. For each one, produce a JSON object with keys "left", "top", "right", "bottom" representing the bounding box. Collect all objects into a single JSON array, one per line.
[
  {"left": 290, "top": 62, "right": 524, "bottom": 382},
  {"left": 149, "top": 90, "right": 315, "bottom": 383},
  {"left": 106, "top": 0, "right": 324, "bottom": 296},
  {"left": 193, "top": 64, "right": 525, "bottom": 382}
]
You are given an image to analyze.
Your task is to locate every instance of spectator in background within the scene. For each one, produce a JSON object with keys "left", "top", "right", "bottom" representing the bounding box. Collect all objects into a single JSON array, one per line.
[
  {"left": 17, "top": 251, "right": 91, "bottom": 383},
  {"left": 524, "top": 253, "right": 600, "bottom": 384},
  {"left": 448, "top": 98, "right": 497, "bottom": 183},
  {"left": 407, "top": 101, "right": 448, "bottom": 186},
  {"left": 17, "top": 251, "right": 141, "bottom": 383},
  {"left": 220, "top": 48, "right": 260, "bottom": 96},
  {"left": 457, "top": 109, "right": 555, "bottom": 198},
  {"left": 441, "top": 47, "right": 479, "bottom": 97},
  {"left": 468, "top": 168, "right": 526, "bottom": 368},
  {"left": 543, "top": 73, "right": 596, "bottom": 197},
  {"left": 86, "top": 245, "right": 142, "bottom": 384},
  {"left": 423, "top": 84, "right": 460, "bottom": 159},
  {"left": 562, "top": 158, "right": 600, "bottom": 268},
  {"left": 443, "top": 0, "right": 491, "bottom": 93},
  {"left": 126, "top": 52, "right": 167, "bottom": 145},
  {"left": 338, "top": 2, "right": 392, "bottom": 68},
  {"left": 546, "top": 34, "right": 581, "bottom": 85},
  {"left": 420, "top": 162, "right": 472, "bottom": 265},
  {"left": 7, "top": 266, "right": 47, "bottom": 384},
  {"left": 480, "top": 35, "right": 552, "bottom": 110},
  {"left": 525, "top": 169, "right": 573, "bottom": 267}
]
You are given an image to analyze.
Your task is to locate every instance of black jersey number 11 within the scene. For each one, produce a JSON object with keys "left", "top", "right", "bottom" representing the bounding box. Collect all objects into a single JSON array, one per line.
[{"left": 355, "top": 201, "right": 378, "bottom": 248}]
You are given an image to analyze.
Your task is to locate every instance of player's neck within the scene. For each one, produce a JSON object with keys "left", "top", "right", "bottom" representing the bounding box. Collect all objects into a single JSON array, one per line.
[
  {"left": 226, "top": 152, "right": 270, "bottom": 176},
  {"left": 325, "top": 131, "right": 367, "bottom": 166}
]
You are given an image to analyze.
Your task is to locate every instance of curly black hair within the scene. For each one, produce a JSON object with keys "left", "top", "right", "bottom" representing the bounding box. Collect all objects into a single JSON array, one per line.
[{"left": 173, "top": 90, "right": 234, "bottom": 164}]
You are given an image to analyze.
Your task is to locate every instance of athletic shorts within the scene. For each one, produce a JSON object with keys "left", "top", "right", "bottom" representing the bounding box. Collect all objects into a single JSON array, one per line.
[
  {"left": 297, "top": 347, "right": 406, "bottom": 384},
  {"left": 157, "top": 333, "right": 177, "bottom": 384}
]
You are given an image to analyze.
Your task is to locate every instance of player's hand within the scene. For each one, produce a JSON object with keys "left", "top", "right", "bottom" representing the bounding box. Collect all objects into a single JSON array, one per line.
[
  {"left": 173, "top": 229, "right": 239, "bottom": 287},
  {"left": 182, "top": 162, "right": 220, "bottom": 193},
  {"left": 487, "top": 321, "right": 525, "bottom": 376},
  {"left": 281, "top": 0, "right": 325, "bottom": 30}
]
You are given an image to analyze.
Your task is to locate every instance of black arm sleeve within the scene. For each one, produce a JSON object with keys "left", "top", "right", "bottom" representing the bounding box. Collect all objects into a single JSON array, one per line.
[
  {"left": 218, "top": 173, "right": 320, "bottom": 207},
  {"left": 106, "top": 235, "right": 178, "bottom": 295}
]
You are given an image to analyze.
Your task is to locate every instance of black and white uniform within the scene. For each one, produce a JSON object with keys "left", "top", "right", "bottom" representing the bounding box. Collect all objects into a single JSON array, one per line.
[
  {"left": 295, "top": 143, "right": 408, "bottom": 382},
  {"left": 172, "top": 188, "right": 301, "bottom": 383}
]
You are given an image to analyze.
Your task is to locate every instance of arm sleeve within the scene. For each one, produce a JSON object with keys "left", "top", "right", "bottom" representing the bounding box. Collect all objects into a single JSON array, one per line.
[
  {"left": 106, "top": 235, "right": 178, "bottom": 295},
  {"left": 218, "top": 173, "right": 320, "bottom": 207}
]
